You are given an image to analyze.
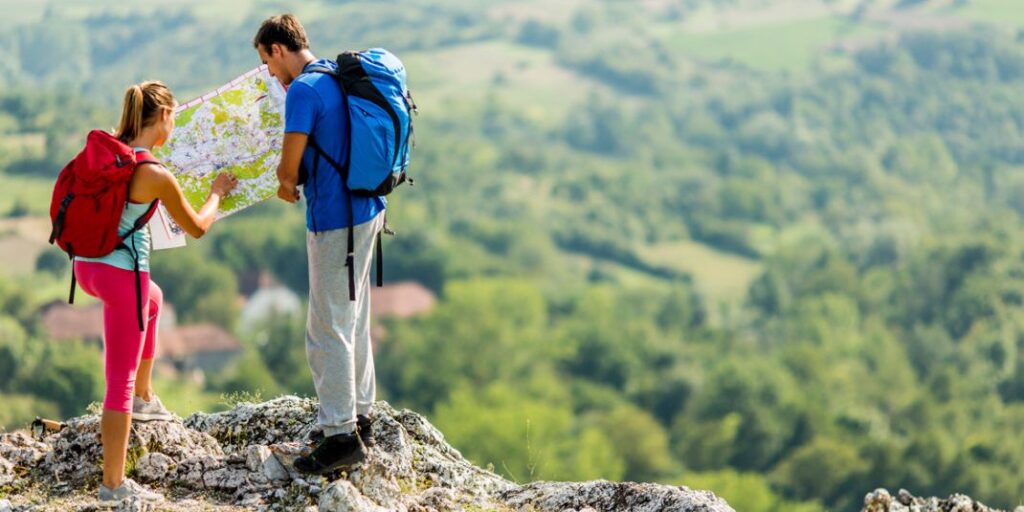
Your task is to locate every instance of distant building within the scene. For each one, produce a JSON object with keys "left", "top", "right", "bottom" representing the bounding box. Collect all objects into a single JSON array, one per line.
[
  {"left": 40, "top": 300, "right": 242, "bottom": 376},
  {"left": 367, "top": 281, "right": 437, "bottom": 343},
  {"left": 40, "top": 301, "right": 104, "bottom": 344},
  {"left": 157, "top": 323, "right": 243, "bottom": 374},
  {"left": 370, "top": 281, "right": 436, "bottom": 319},
  {"left": 239, "top": 284, "right": 302, "bottom": 330}
]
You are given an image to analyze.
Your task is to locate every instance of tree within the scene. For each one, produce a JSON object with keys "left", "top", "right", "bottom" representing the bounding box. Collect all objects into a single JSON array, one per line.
[
  {"left": 434, "top": 382, "right": 625, "bottom": 482},
  {"left": 151, "top": 248, "right": 239, "bottom": 328},
  {"left": 35, "top": 248, "right": 68, "bottom": 277}
]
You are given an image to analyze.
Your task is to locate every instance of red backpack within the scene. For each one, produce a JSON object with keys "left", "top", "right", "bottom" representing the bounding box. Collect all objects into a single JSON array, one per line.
[{"left": 49, "top": 130, "right": 160, "bottom": 329}]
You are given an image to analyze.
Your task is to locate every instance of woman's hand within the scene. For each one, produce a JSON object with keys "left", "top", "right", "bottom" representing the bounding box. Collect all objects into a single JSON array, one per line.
[{"left": 211, "top": 172, "right": 238, "bottom": 197}]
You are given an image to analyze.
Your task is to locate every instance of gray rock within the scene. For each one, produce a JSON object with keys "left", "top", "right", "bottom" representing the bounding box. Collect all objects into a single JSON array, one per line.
[
  {"left": 0, "top": 397, "right": 736, "bottom": 512},
  {"left": 264, "top": 453, "right": 290, "bottom": 482},
  {"left": 0, "top": 498, "right": 11, "bottom": 512},
  {"left": 319, "top": 480, "right": 388, "bottom": 512},
  {"left": 864, "top": 488, "right": 893, "bottom": 511},
  {"left": 245, "top": 445, "right": 271, "bottom": 472},
  {"left": 502, "top": 481, "right": 736, "bottom": 512},
  {"left": 185, "top": 395, "right": 319, "bottom": 452},
  {"left": 134, "top": 452, "right": 175, "bottom": 483},
  {"left": 269, "top": 441, "right": 308, "bottom": 480},
  {"left": 863, "top": 488, "right": 1008, "bottom": 512},
  {"left": 0, "top": 456, "right": 14, "bottom": 487},
  {"left": 39, "top": 415, "right": 222, "bottom": 485},
  {"left": 202, "top": 466, "right": 249, "bottom": 490},
  {"left": 0, "top": 432, "right": 48, "bottom": 489}
]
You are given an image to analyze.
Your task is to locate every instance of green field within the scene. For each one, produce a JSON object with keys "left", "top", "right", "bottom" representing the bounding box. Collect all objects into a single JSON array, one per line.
[
  {"left": 0, "top": 0, "right": 259, "bottom": 26},
  {"left": 404, "top": 41, "right": 617, "bottom": 126},
  {"left": 0, "top": 133, "right": 45, "bottom": 157},
  {"left": 152, "top": 375, "right": 229, "bottom": 417},
  {"left": 0, "top": 173, "right": 52, "bottom": 217},
  {"left": 951, "top": 0, "right": 1024, "bottom": 27},
  {"left": 640, "top": 240, "right": 762, "bottom": 308},
  {"left": 663, "top": 15, "right": 870, "bottom": 72}
]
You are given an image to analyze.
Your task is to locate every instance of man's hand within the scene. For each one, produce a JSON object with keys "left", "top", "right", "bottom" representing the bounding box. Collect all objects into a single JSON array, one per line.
[
  {"left": 277, "top": 183, "right": 300, "bottom": 203},
  {"left": 276, "top": 132, "right": 308, "bottom": 204}
]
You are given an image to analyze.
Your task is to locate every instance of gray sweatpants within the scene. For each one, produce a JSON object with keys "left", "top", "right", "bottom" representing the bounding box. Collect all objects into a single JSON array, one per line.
[{"left": 305, "top": 212, "right": 384, "bottom": 436}]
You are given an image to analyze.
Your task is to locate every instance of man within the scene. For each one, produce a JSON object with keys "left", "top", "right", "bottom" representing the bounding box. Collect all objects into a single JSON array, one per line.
[{"left": 254, "top": 14, "right": 385, "bottom": 473}]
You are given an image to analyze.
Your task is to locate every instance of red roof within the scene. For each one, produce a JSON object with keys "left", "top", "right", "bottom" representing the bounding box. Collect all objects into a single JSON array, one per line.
[
  {"left": 370, "top": 281, "right": 436, "bottom": 318},
  {"left": 41, "top": 301, "right": 240, "bottom": 359},
  {"left": 157, "top": 324, "right": 242, "bottom": 359},
  {"left": 41, "top": 301, "right": 104, "bottom": 341}
]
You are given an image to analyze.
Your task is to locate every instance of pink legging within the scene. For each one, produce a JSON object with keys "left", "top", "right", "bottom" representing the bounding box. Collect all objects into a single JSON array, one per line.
[{"left": 73, "top": 260, "right": 162, "bottom": 413}]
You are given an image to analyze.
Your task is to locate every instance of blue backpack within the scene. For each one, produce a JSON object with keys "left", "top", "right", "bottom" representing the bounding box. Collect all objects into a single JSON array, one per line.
[
  {"left": 304, "top": 48, "right": 416, "bottom": 196},
  {"left": 303, "top": 49, "right": 417, "bottom": 300}
]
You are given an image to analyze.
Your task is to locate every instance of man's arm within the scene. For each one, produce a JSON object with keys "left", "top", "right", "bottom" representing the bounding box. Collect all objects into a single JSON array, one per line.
[{"left": 277, "top": 132, "right": 308, "bottom": 203}]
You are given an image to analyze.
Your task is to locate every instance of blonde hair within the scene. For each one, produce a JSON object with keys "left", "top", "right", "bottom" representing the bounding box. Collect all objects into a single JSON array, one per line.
[{"left": 115, "top": 81, "right": 175, "bottom": 143}]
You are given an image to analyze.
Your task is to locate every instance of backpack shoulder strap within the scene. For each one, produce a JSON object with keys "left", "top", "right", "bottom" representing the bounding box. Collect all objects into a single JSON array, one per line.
[
  {"left": 304, "top": 63, "right": 336, "bottom": 77},
  {"left": 133, "top": 148, "right": 160, "bottom": 167}
]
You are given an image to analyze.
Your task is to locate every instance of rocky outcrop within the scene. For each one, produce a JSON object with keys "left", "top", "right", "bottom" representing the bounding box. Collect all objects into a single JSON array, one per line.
[
  {"left": 864, "top": 488, "right": 1024, "bottom": 512},
  {"left": 0, "top": 396, "right": 735, "bottom": 512}
]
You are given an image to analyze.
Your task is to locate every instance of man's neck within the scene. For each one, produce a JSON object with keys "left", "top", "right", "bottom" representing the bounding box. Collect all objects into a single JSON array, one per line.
[{"left": 287, "top": 49, "right": 317, "bottom": 81}]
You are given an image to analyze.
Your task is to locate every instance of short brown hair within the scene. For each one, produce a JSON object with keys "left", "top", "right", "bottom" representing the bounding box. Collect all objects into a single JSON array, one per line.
[{"left": 253, "top": 14, "right": 309, "bottom": 53}]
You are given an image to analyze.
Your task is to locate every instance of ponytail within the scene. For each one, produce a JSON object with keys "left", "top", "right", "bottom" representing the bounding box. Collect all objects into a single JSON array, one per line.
[
  {"left": 116, "top": 85, "right": 145, "bottom": 143},
  {"left": 114, "top": 81, "right": 176, "bottom": 143}
]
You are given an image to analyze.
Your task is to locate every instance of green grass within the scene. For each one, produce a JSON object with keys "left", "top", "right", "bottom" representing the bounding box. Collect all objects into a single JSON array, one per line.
[
  {"left": 0, "top": 173, "right": 52, "bottom": 216},
  {"left": 640, "top": 240, "right": 762, "bottom": 308},
  {"left": 663, "top": 15, "right": 868, "bottom": 72},
  {"left": 0, "top": 0, "right": 260, "bottom": 26},
  {"left": 486, "top": 0, "right": 586, "bottom": 24},
  {"left": 152, "top": 375, "right": 227, "bottom": 417},
  {"left": 950, "top": 0, "right": 1024, "bottom": 27},
  {"left": 404, "top": 41, "right": 617, "bottom": 126},
  {"left": 0, "top": 133, "right": 45, "bottom": 157}
]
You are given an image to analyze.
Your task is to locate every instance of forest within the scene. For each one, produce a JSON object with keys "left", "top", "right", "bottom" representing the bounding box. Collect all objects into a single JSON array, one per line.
[{"left": 2, "top": 0, "right": 1024, "bottom": 510}]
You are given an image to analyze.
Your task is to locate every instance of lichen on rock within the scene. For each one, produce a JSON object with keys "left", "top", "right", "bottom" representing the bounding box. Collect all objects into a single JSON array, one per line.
[
  {"left": 0, "top": 396, "right": 736, "bottom": 512},
  {"left": 864, "top": 488, "right": 1024, "bottom": 512}
]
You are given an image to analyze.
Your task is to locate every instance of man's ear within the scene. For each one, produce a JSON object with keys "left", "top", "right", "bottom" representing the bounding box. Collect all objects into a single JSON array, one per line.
[{"left": 271, "top": 43, "right": 284, "bottom": 58}]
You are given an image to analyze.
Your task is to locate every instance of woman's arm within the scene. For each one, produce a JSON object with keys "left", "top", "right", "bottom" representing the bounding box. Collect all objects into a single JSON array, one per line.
[{"left": 140, "top": 164, "right": 237, "bottom": 239}]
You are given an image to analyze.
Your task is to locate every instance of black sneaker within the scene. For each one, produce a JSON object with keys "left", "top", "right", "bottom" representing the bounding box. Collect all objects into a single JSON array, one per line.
[
  {"left": 307, "top": 417, "right": 373, "bottom": 448},
  {"left": 307, "top": 427, "right": 324, "bottom": 446},
  {"left": 357, "top": 415, "right": 375, "bottom": 448},
  {"left": 293, "top": 432, "right": 365, "bottom": 475}
]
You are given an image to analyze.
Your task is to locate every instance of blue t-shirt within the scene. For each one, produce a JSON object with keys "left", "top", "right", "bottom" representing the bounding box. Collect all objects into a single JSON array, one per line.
[{"left": 285, "top": 59, "right": 385, "bottom": 232}]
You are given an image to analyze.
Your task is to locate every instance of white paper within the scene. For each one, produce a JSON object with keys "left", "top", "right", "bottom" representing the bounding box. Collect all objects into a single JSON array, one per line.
[{"left": 150, "top": 205, "right": 187, "bottom": 251}]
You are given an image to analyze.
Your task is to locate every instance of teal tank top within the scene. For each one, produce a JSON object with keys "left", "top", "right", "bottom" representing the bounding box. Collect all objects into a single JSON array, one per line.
[{"left": 76, "top": 148, "right": 155, "bottom": 272}]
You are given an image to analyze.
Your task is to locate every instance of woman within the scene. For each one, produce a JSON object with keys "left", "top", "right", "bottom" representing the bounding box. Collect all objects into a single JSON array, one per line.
[{"left": 74, "top": 81, "right": 237, "bottom": 503}]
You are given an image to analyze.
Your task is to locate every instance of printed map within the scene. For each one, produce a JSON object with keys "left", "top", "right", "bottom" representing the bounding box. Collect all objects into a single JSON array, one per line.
[{"left": 154, "top": 65, "right": 286, "bottom": 222}]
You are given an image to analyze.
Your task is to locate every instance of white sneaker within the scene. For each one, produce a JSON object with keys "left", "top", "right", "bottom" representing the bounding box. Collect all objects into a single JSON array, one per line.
[
  {"left": 98, "top": 478, "right": 165, "bottom": 503},
  {"left": 132, "top": 395, "right": 175, "bottom": 422}
]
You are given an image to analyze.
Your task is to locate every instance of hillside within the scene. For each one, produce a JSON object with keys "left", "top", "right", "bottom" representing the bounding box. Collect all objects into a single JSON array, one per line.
[{"left": 3, "top": 1, "right": 1024, "bottom": 510}]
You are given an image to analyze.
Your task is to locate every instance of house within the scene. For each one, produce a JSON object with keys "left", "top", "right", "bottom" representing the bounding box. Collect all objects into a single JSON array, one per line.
[
  {"left": 157, "top": 323, "right": 243, "bottom": 375},
  {"left": 370, "top": 281, "right": 436, "bottom": 319},
  {"left": 40, "top": 301, "right": 104, "bottom": 344},
  {"left": 239, "top": 284, "right": 302, "bottom": 331},
  {"left": 40, "top": 300, "right": 242, "bottom": 376}
]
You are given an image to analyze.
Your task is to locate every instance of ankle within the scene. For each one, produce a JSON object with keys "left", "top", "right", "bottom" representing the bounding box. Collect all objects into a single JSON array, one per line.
[
  {"left": 102, "top": 478, "right": 123, "bottom": 490},
  {"left": 135, "top": 391, "right": 153, "bottom": 402}
]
